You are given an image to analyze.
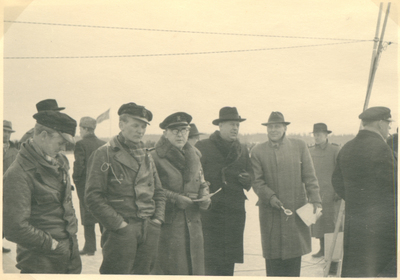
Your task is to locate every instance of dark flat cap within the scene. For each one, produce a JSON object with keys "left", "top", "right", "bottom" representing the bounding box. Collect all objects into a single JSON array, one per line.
[
  {"left": 33, "top": 111, "right": 77, "bottom": 144},
  {"left": 3, "top": 120, "right": 15, "bottom": 133},
  {"left": 160, "top": 112, "right": 192, "bottom": 129},
  {"left": 80, "top": 117, "right": 97, "bottom": 129},
  {"left": 312, "top": 123, "right": 332, "bottom": 134},
  {"left": 359, "top": 106, "right": 393, "bottom": 122},
  {"left": 36, "top": 99, "right": 65, "bottom": 112},
  {"left": 212, "top": 107, "right": 246, "bottom": 125},
  {"left": 118, "top": 102, "right": 153, "bottom": 124},
  {"left": 189, "top": 123, "right": 204, "bottom": 138},
  {"left": 262, "top": 111, "right": 290, "bottom": 126}
]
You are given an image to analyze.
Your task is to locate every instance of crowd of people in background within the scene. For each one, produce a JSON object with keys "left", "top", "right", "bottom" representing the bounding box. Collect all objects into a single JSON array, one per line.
[{"left": 3, "top": 99, "right": 397, "bottom": 277}]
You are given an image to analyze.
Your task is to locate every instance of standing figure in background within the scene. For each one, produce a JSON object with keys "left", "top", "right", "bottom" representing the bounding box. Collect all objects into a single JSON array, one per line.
[
  {"left": 73, "top": 117, "right": 106, "bottom": 256},
  {"left": 85, "top": 102, "right": 166, "bottom": 275},
  {"left": 250, "top": 111, "right": 322, "bottom": 277},
  {"left": 3, "top": 111, "right": 81, "bottom": 274},
  {"left": 19, "top": 99, "right": 66, "bottom": 145},
  {"left": 187, "top": 123, "right": 204, "bottom": 147},
  {"left": 308, "top": 123, "right": 341, "bottom": 258},
  {"left": 195, "top": 107, "right": 253, "bottom": 276},
  {"left": 332, "top": 106, "right": 397, "bottom": 277},
  {"left": 3, "top": 120, "right": 18, "bottom": 253},
  {"left": 151, "top": 112, "right": 211, "bottom": 275}
]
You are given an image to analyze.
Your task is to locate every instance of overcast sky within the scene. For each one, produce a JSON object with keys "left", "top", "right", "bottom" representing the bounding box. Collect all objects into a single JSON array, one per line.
[{"left": 3, "top": 0, "right": 398, "bottom": 140}]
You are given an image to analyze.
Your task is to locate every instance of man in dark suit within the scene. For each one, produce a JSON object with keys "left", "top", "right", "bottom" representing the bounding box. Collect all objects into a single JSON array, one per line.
[
  {"left": 73, "top": 117, "right": 106, "bottom": 255},
  {"left": 332, "top": 106, "right": 397, "bottom": 277}
]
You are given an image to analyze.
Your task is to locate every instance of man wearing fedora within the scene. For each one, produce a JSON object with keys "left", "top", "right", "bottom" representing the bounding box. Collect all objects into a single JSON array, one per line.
[
  {"left": 195, "top": 107, "right": 253, "bottom": 276},
  {"left": 19, "top": 99, "right": 66, "bottom": 145},
  {"left": 332, "top": 107, "right": 397, "bottom": 277},
  {"left": 85, "top": 102, "right": 166, "bottom": 274},
  {"left": 3, "top": 111, "right": 82, "bottom": 273},
  {"left": 187, "top": 123, "right": 204, "bottom": 147},
  {"left": 308, "top": 123, "right": 341, "bottom": 258},
  {"left": 3, "top": 120, "right": 18, "bottom": 253},
  {"left": 73, "top": 117, "right": 106, "bottom": 256},
  {"left": 250, "top": 111, "right": 321, "bottom": 277}
]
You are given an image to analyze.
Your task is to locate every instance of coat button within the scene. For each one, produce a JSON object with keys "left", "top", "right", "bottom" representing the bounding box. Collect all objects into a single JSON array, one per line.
[
  {"left": 187, "top": 219, "right": 191, "bottom": 223},
  {"left": 148, "top": 183, "right": 152, "bottom": 186}
]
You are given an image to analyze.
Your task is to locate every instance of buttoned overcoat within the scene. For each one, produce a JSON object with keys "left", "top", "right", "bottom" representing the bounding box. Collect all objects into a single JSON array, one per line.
[
  {"left": 332, "top": 130, "right": 397, "bottom": 277},
  {"left": 250, "top": 136, "right": 321, "bottom": 260}
]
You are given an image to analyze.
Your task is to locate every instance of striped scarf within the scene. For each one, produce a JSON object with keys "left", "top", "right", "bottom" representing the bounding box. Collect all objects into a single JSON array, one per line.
[{"left": 117, "top": 132, "right": 146, "bottom": 164}]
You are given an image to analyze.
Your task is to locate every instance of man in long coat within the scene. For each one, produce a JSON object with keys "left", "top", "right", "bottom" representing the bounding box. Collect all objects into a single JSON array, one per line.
[
  {"left": 332, "top": 106, "right": 397, "bottom": 277},
  {"left": 3, "top": 111, "right": 82, "bottom": 273},
  {"left": 250, "top": 111, "right": 322, "bottom": 277},
  {"left": 73, "top": 117, "right": 106, "bottom": 255},
  {"left": 308, "top": 123, "right": 341, "bottom": 258},
  {"left": 151, "top": 112, "right": 211, "bottom": 275},
  {"left": 195, "top": 107, "right": 253, "bottom": 276}
]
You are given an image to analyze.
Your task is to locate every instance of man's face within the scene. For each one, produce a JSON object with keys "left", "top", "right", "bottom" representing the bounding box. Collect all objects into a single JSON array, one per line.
[
  {"left": 79, "top": 126, "right": 88, "bottom": 138},
  {"left": 42, "top": 132, "right": 67, "bottom": 157},
  {"left": 267, "top": 123, "right": 286, "bottom": 142},
  {"left": 120, "top": 117, "right": 147, "bottom": 144},
  {"left": 164, "top": 126, "right": 190, "bottom": 150},
  {"left": 313, "top": 132, "right": 328, "bottom": 145},
  {"left": 219, "top": 121, "right": 240, "bottom": 141},
  {"left": 378, "top": 120, "right": 392, "bottom": 139},
  {"left": 3, "top": 130, "right": 12, "bottom": 143}
]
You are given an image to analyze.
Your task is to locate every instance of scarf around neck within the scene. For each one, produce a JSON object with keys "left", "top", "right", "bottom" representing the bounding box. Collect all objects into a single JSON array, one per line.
[
  {"left": 117, "top": 132, "right": 146, "bottom": 164},
  {"left": 210, "top": 130, "right": 242, "bottom": 166},
  {"left": 155, "top": 135, "right": 198, "bottom": 183}
]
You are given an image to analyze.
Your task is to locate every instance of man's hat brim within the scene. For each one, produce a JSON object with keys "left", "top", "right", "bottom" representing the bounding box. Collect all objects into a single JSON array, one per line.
[
  {"left": 58, "top": 131, "right": 75, "bottom": 144},
  {"left": 3, "top": 127, "right": 15, "bottom": 132},
  {"left": 166, "top": 122, "right": 190, "bottom": 129},
  {"left": 312, "top": 130, "right": 332, "bottom": 134},
  {"left": 262, "top": 121, "right": 290, "bottom": 126},
  {"left": 128, "top": 116, "right": 150, "bottom": 125},
  {"left": 212, "top": 118, "right": 246, "bottom": 125}
]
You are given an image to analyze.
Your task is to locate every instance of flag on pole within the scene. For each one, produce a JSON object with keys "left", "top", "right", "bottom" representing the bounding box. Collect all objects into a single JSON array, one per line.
[{"left": 96, "top": 108, "right": 110, "bottom": 124}]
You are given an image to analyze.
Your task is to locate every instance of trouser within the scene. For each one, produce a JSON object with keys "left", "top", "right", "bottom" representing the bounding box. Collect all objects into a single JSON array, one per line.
[
  {"left": 82, "top": 224, "right": 103, "bottom": 252},
  {"left": 205, "top": 260, "right": 235, "bottom": 276},
  {"left": 100, "top": 218, "right": 161, "bottom": 274},
  {"left": 17, "top": 235, "right": 82, "bottom": 274},
  {"left": 265, "top": 256, "right": 302, "bottom": 277}
]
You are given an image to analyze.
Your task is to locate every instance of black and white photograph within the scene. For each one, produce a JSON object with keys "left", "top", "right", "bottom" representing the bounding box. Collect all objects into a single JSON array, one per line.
[{"left": 2, "top": 0, "right": 398, "bottom": 278}]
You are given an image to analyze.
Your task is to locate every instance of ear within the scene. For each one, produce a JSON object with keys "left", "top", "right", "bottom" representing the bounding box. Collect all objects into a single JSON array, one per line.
[
  {"left": 39, "top": 130, "right": 48, "bottom": 140},
  {"left": 119, "top": 121, "right": 124, "bottom": 130},
  {"left": 162, "top": 130, "right": 167, "bottom": 136}
]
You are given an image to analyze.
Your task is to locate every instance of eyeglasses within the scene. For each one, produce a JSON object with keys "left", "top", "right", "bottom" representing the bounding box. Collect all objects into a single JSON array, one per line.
[{"left": 170, "top": 127, "right": 190, "bottom": 135}]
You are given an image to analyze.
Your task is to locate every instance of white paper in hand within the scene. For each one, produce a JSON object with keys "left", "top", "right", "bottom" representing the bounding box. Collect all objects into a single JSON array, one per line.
[{"left": 296, "top": 203, "right": 322, "bottom": 226}]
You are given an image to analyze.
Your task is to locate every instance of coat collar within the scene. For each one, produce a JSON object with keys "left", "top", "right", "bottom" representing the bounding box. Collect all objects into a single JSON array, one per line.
[
  {"left": 315, "top": 140, "right": 328, "bottom": 150},
  {"left": 108, "top": 136, "right": 140, "bottom": 171},
  {"left": 267, "top": 135, "right": 289, "bottom": 148},
  {"left": 358, "top": 129, "right": 386, "bottom": 142}
]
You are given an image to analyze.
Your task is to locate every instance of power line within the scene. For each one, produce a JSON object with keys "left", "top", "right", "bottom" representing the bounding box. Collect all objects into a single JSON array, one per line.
[
  {"left": 4, "top": 20, "right": 371, "bottom": 42},
  {"left": 4, "top": 41, "right": 369, "bottom": 60}
]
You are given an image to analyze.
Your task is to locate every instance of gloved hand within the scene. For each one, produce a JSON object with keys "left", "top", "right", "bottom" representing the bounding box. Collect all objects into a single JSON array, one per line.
[
  {"left": 175, "top": 195, "right": 194, "bottom": 210},
  {"left": 270, "top": 195, "right": 283, "bottom": 209},
  {"left": 313, "top": 202, "right": 323, "bottom": 214},
  {"left": 192, "top": 195, "right": 212, "bottom": 210},
  {"left": 238, "top": 171, "right": 251, "bottom": 186}
]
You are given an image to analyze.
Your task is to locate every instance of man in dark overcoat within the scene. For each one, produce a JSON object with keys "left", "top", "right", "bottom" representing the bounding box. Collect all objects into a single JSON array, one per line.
[
  {"left": 332, "top": 106, "right": 397, "bottom": 277},
  {"left": 308, "top": 123, "right": 341, "bottom": 258},
  {"left": 195, "top": 107, "right": 253, "bottom": 276},
  {"left": 73, "top": 117, "right": 106, "bottom": 255},
  {"left": 3, "top": 111, "right": 82, "bottom": 273}
]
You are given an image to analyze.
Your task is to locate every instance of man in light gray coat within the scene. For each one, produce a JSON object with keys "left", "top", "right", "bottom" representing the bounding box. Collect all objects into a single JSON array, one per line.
[{"left": 250, "top": 111, "right": 322, "bottom": 277}]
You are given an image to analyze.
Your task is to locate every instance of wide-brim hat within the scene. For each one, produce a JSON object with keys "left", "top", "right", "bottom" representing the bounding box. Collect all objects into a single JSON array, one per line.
[
  {"left": 3, "top": 120, "right": 15, "bottom": 133},
  {"left": 262, "top": 111, "right": 290, "bottom": 126},
  {"left": 312, "top": 123, "right": 332, "bottom": 134},
  {"left": 118, "top": 102, "right": 153, "bottom": 125},
  {"left": 359, "top": 106, "right": 394, "bottom": 122},
  {"left": 160, "top": 112, "right": 192, "bottom": 129},
  {"left": 36, "top": 99, "right": 65, "bottom": 112},
  {"left": 212, "top": 107, "right": 246, "bottom": 125},
  {"left": 189, "top": 123, "right": 204, "bottom": 138},
  {"left": 33, "top": 111, "right": 77, "bottom": 144}
]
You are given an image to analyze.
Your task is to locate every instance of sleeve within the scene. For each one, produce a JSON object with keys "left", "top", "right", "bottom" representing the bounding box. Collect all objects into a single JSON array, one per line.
[
  {"left": 72, "top": 141, "right": 85, "bottom": 183},
  {"left": 300, "top": 141, "right": 322, "bottom": 203},
  {"left": 150, "top": 156, "right": 166, "bottom": 223},
  {"left": 84, "top": 147, "right": 125, "bottom": 231},
  {"left": 332, "top": 152, "right": 346, "bottom": 200},
  {"left": 372, "top": 144, "right": 396, "bottom": 195},
  {"left": 243, "top": 147, "right": 254, "bottom": 191},
  {"left": 198, "top": 168, "right": 211, "bottom": 210},
  {"left": 3, "top": 168, "right": 53, "bottom": 252},
  {"left": 250, "top": 147, "right": 276, "bottom": 202}
]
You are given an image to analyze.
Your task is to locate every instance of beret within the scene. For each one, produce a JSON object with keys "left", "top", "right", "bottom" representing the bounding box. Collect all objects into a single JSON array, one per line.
[{"left": 160, "top": 112, "right": 192, "bottom": 129}]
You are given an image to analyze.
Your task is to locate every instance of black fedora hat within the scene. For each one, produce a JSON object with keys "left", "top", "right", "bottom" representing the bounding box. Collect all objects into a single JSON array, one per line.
[
  {"left": 189, "top": 123, "right": 204, "bottom": 138},
  {"left": 262, "top": 111, "right": 290, "bottom": 126},
  {"left": 212, "top": 107, "right": 246, "bottom": 125},
  {"left": 36, "top": 99, "right": 65, "bottom": 112},
  {"left": 312, "top": 123, "right": 332, "bottom": 134}
]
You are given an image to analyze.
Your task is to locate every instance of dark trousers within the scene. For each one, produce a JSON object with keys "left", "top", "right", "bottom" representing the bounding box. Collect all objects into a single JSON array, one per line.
[
  {"left": 265, "top": 256, "right": 302, "bottom": 277},
  {"left": 100, "top": 218, "right": 161, "bottom": 274},
  {"left": 205, "top": 260, "right": 235, "bottom": 276},
  {"left": 82, "top": 224, "right": 103, "bottom": 252},
  {"left": 18, "top": 235, "right": 82, "bottom": 274}
]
